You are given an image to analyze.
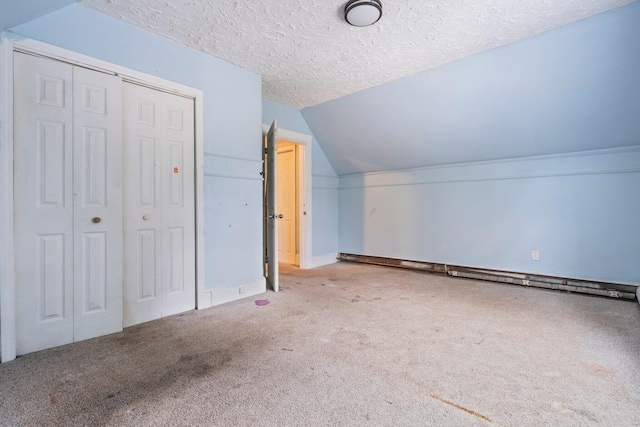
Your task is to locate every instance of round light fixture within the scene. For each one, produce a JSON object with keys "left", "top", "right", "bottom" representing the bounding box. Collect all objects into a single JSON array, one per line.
[{"left": 344, "top": 0, "right": 382, "bottom": 27}]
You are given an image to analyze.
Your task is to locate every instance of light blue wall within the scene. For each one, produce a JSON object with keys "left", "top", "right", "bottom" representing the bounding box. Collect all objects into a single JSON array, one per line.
[
  {"left": 340, "top": 147, "right": 640, "bottom": 283},
  {"left": 9, "top": 5, "right": 264, "bottom": 290},
  {"left": 300, "top": 2, "right": 640, "bottom": 284},
  {"left": 262, "top": 99, "right": 339, "bottom": 260},
  {"left": 302, "top": 2, "right": 640, "bottom": 176},
  {"left": 0, "top": 0, "right": 77, "bottom": 30}
]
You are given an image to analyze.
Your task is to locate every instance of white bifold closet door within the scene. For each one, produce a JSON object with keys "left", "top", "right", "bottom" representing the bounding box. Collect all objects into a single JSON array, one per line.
[
  {"left": 14, "top": 53, "right": 123, "bottom": 355},
  {"left": 122, "top": 83, "right": 195, "bottom": 327}
]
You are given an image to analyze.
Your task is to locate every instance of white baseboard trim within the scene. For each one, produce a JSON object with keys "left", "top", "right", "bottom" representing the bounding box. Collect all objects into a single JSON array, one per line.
[
  {"left": 198, "top": 277, "right": 266, "bottom": 309},
  {"left": 311, "top": 253, "right": 339, "bottom": 268}
]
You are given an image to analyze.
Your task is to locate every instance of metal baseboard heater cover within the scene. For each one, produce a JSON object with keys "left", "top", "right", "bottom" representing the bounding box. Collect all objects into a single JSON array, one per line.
[{"left": 338, "top": 253, "right": 638, "bottom": 301}]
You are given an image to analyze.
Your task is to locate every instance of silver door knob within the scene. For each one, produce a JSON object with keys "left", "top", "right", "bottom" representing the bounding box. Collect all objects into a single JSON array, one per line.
[{"left": 142, "top": 215, "right": 149, "bottom": 220}]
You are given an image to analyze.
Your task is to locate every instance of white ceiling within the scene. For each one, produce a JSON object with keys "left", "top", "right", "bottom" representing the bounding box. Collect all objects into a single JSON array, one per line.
[{"left": 80, "top": 0, "right": 636, "bottom": 109}]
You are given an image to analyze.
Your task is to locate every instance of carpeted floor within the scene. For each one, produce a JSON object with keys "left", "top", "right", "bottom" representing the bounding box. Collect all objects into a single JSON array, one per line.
[{"left": 1, "top": 262, "right": 639, "bottom": 426}]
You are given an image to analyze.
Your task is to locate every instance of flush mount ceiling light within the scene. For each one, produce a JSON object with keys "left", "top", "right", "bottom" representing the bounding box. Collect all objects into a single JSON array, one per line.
[{"left": 344, "top": 0, "right": 383, "bottom": 27}]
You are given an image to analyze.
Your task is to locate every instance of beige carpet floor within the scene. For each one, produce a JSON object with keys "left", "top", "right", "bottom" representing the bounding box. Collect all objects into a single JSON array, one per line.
[{"left": 1, "top": 262, "right": 639, "bottom": 426}]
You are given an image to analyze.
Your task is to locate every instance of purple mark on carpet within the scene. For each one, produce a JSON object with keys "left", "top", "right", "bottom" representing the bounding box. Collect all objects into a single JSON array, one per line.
[{"left": 255, "top": 299, "right": 270, "bottom": 306}]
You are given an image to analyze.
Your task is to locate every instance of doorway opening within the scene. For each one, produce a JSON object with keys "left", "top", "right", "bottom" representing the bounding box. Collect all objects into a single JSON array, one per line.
[
  {"left": 277, "top": 140, "right": 302, "bottom": 267},
  {"left": 262, "top": 123, "right": 312, "bottom": 292}
]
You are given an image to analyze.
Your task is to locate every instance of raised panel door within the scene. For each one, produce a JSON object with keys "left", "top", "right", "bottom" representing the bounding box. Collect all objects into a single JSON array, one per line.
[
  {"left": 160, "top": 95, "right": 195, "bottom": 317},
  {"left": 123, "top": 83, "right": 163, "bottom": 326},
  {"left": 14, "top": 53, "right": 74, "bottom": 355},
  {"left": 123, "top": 83, "right": 195, "bottom": 326},
  {"left": 72, "top": 66, "right": 123, "bottom": 341},
  {"left": 14, "top": 53, "right": 124, "bottom": 355}
]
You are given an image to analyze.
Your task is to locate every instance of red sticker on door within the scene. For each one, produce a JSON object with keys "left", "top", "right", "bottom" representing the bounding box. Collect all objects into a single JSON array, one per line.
[{"left": 173, "top": 167, "right": 179, "bottom": 174}]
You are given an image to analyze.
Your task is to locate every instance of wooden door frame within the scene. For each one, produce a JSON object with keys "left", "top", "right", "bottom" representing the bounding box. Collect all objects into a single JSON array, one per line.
[
  {"left": 0, "top": 36, "right": 205, "bottom": 363},
  {"left": 261, "top": 125, "right": 312, "bottom": 270}
]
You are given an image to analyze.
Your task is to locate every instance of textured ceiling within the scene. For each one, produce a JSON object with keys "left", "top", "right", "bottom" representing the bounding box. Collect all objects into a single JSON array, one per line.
[{"left": 80, "top": 0, "right": 636, "bottom": 109}]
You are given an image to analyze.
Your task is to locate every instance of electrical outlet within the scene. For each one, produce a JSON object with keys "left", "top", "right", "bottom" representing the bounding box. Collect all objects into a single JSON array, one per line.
[{"left": 532, "top": 250, "right": 540, "bottom": 261}]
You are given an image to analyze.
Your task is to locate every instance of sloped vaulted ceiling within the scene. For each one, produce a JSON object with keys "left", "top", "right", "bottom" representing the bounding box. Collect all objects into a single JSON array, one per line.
[
  {"left": 300, "top": 3, "right": 640, "bottom": 174},
  {"left": 80, "top": 0, "right": 636, "bottom": 109},
  {"left": 76, "top": 0, "right": 639, "bottom": 175}
]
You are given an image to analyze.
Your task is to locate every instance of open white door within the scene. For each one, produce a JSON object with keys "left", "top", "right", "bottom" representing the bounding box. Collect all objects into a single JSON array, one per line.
[{"left": 265, "top": 120, "right": 280, "bottom": 292}]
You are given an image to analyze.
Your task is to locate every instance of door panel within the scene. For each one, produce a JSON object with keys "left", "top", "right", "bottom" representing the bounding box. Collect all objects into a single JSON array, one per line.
[
  {"left": 14, "top": 53, "right": 74, "bottom": 355},
  {"left": 167, "top": 227, "right": 185, "bottom": 294},
  {"left": 138, "top": 229, "right": 159, "bottom": 300},
  {"left": 167, "top": 142, "right": 184, "bottom": 206},
  {"left": 265, "top": 120, "right": 279, "bottom": 292},
  {"left": 72, "top": 65, "right": 123, "bottom": 341},
  {"left": 123, "top": 83, "right": 195, "bottom": 326},
  {"left": 39, "top": 121, "right": 66, "bottom": 206},
  {"left": 38, "top": 234, "right": 67, "bottom": 319},
  {"left": 80, "top": 232, "right": 107, "bottom": 311},
  {"left": 138, "top": 137, "right": 156, "bottom": 206}
]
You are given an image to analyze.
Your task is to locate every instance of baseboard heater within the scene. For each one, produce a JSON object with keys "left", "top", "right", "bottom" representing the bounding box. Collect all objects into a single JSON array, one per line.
[{"left": 338, "top": 253, "right": 638, "bottom": 301}]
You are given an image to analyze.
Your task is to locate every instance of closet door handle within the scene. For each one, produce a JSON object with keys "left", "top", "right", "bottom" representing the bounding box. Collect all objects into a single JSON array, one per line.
[{"left": 92, "top": 217, "right": 101, "bottom": 224}]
